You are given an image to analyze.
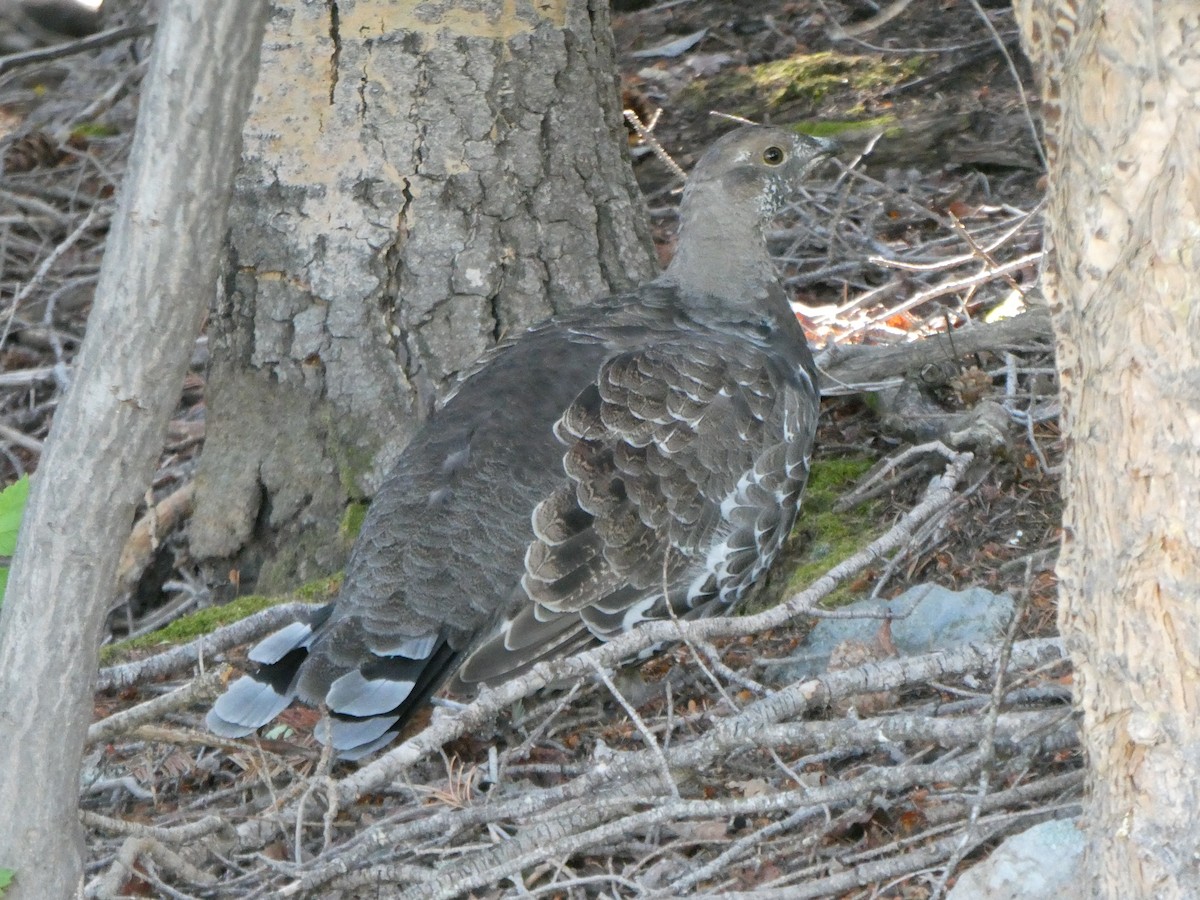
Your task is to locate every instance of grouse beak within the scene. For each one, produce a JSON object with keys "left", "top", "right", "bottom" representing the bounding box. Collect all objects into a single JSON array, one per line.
[
  {"left": 815, "top": 136, "right": 840, "bottom": 157},
  {"left": 804, "top": 136, "right": 840, "bottom": 171}
]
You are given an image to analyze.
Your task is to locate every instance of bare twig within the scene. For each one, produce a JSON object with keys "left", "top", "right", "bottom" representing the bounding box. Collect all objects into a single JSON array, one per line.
[
  {"left": 96, "top": 601, "right": 319, "bottom": 691},
  {"left": 1, "top": 204, "right": 106, "bottom": 351},
  {"left": 623, "top": 110, "right": 686, "bottom": 182},
  {"left": 0, "top": 24, "right": 154, "bottom": 75},
  {"left": 87, "top": 668, "right": 225, "bottom": 746}
]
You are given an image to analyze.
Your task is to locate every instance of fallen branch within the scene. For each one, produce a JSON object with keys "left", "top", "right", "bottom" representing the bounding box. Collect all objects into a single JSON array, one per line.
[
  {"left": 719, "top": 810, "right": 1067, "bottom": 900},
  {"left": 96, "top": 601, "right": 315, "bottom": 691},
  {"left": 0, "top": 24, "right": 154, "bottom": 76},
  {"left": 269, "top": 637, "right": 1067, "bottom": 896},
  {"left": 87, "top": 667, "right": 225, "bottom": 746},
  {"left": 87, "top": 835, "right": 216, "bottom": 899},
  {"left": 750, "top": 707, "right": 1075, "bottom": 756},
  {"left": 113, "top": 482, "right": 195, "bottom": 599},
  {"left": 395, "top": 757, "right": 988, "bottom": 900},
  {"left": 816, "top": 309, "right": 1053, "bottom": 395}
]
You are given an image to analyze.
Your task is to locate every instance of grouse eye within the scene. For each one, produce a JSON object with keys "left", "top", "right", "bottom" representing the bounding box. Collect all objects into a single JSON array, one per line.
[{"left": 762, "top": 145, "right": 786, "bottom": 165}]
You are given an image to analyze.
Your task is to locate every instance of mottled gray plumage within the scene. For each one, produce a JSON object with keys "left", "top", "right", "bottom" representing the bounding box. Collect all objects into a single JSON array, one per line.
[{"left": 208, "top": 125, "right": 833, "bottom": 758}]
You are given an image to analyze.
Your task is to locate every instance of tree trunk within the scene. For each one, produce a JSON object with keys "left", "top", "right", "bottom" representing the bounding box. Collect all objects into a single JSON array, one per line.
[
  {"left": 1015, "top": 2, "right": 1200, "bottom": 896},
  {"left": 0, "top": 0, "right": 268, "bottom": 896},
  {"left": 189, "top": 0, "right": 657, "bottom": 591}
]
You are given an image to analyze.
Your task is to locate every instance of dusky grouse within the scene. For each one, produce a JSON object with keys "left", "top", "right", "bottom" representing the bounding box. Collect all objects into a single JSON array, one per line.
[{"left": 208, "top": 125, "right": 833, "bottom": 758}]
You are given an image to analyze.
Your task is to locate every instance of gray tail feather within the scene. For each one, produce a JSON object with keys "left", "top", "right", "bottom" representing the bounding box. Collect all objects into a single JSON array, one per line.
[
  {"left": 207, "top": 609, "right": 463, "bottom": 759},
  {"left": 206, "top": 605, "right": 334, "bottom": 738},
  {"left": 206, "top": 651, "right": 305, "bottom": 737},
  {"left": 312, "top": 638, "right": 464, "bottom": 758}
]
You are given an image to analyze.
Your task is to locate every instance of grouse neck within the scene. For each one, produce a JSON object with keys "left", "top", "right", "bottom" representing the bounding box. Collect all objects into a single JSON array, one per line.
[{"left": 661, "top": 182, "right": 781, "bottom": 308}]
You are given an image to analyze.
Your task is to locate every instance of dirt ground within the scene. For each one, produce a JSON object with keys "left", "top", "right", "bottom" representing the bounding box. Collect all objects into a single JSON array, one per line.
[{"left": 0, "top": 1, "right": 1072, "bottom": 897}]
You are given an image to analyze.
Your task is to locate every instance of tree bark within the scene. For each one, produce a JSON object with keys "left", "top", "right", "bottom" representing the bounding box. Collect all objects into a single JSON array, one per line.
[
  {"left": 0, "top": 1, "right": 268, "bottom": 896},
  {"left": 1015, "top": 2, "right": 1200, "bottom": 896},
  {"left": 189, "top": 0, "right": 658, "bottom": 591}
]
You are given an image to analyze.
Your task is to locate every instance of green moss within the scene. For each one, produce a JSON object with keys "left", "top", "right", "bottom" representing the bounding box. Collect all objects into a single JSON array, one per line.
[
  {"left": 747, "top": 456, "right": 881, "bottom": 613},
  {"left": 788, "top": 457, "right": 880, "bottom": 605},
  {"left": 791, "top": 116, "right": 897, "bottom": 139},
  {"left": 99, "top": 576, "right": 341, "bottom": 665},
  {"left": 804, "top": 457, "right": 875, "bottom": 507},
  {"left": 101, "top": 594, "right": 275, "bottom": 664},
  {"left": 683, "top": 51, "right": 924, "bottom": 121},
  {"left": 295, "top": 572, "right": 343, "bottom": 601},
  {"left": 71, "top": 122, "right": 119, "bottom": 139},
  {"left": 340, "top": 501, "right": 369, "bottom": 540},
  {"left": 334, "top": 445, "right": 375, "bottom": 500},
  {"left": 324, "top": 400, "right": 378, "bottom": 501}
]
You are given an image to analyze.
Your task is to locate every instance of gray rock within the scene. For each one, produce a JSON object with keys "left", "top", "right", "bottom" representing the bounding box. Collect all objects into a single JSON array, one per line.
[
  {"left": 946, "top": 818, "right": 1085, "bottom": 899},
  {"left": 775, "top": 583, "right": 1015, "bottom": 682}
]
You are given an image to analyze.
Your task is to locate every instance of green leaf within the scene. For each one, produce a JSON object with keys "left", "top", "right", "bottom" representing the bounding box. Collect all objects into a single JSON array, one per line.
[
  {"left": 0, "top": 476, "right": 29, "bottom": 557},
  {"left": 0, "top": 868, "right": 14, "bottom": 894},
  {"left": 0, "top": 475, "right": 30, "bottom": 609}
]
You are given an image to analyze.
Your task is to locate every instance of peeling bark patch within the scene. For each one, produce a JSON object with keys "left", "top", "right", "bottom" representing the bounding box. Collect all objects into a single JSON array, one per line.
[
  {"left": 358, "top": 69, "right": 368, "bottom": 120},
  {"left": 327, "top": 0, "right": 341, "bottom": 106},
  {"left": 379, "top": 184, "right": 414, "bottom": 367},
  {"left": 489, "top": 292, "right": 503, "bottom": 342}
]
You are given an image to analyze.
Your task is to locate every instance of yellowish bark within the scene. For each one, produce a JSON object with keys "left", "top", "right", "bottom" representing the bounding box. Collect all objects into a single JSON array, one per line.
[{"left": 1016, "top": 2, "right": 1200, "bottom": 895}]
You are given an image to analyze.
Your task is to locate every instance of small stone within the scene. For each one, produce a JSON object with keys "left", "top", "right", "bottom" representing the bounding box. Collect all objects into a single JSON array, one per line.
[
  {"left": 772, "top": 583, "right": 1016, "bottom": 684},
  {"left": 946, "top": 819, "right": 1085, "bottom": 900}
]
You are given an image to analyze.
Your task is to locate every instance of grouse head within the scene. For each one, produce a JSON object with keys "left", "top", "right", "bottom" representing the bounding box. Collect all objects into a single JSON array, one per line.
[
  {"left": 681, "top": 126, "right": 837, "bottom": 217},
  {"left": 665, "top": 126, "right": 837, "bottom": 304}
]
